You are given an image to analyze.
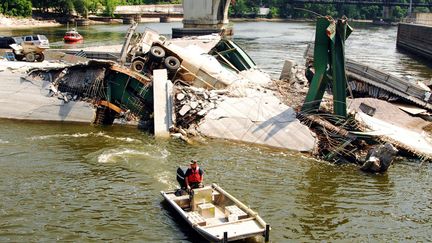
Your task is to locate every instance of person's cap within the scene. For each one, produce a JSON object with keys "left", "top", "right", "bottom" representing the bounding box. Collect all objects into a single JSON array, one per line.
[{"left": 190, "top": 159, "right": 198, "bottom": 164}]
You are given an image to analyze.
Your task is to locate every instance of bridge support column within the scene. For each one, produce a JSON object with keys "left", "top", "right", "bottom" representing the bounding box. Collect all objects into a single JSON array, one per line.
[
  {"left": 172, "top": 0, "right": 233, "bottom": 38},
  {"left": 122, "top": 14, "right": 141, "bottom": 24},
  {"left": 382, "top": 6, "right": 393, "bottom": 20}
]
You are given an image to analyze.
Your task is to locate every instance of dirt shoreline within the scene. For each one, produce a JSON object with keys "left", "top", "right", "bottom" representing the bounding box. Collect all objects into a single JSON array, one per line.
[
  {"left": 0, "top": 22, "right": 62, "bottom": 30},
  {"left": 0, "top": 14, "right": 61, "bottom": 30}
]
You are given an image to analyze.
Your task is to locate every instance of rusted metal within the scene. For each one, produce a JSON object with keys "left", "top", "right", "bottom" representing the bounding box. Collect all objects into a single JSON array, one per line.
[{"left": 95, "top": 100, "right": 124, "bottom": 114}]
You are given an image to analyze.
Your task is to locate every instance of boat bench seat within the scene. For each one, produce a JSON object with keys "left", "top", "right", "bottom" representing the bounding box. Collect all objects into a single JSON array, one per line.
[
  {"left": 191, "top": 187, "right": 213, "bottom": 211},
  {"left": 224, "top": 205, "right": 248, "bottom": 220},
  {"left": 188, "top": 211, "right": 207, "bottom": 226},
  {"left": 174, "top": 195, "right": 190, "bottom": 201},
  {"left": 173, "top": 195, "right": 190, "bottom": 209}
]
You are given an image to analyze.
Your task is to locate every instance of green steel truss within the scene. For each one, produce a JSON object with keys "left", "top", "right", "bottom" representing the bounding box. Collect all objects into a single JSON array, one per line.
[{"left": 302, "top": 16, "right": 352, "bottom": 117}]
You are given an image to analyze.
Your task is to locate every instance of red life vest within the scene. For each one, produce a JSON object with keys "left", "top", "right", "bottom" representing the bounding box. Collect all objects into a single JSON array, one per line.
[{"left": 187, "top": 166, "right": 202, "bottom": 183}]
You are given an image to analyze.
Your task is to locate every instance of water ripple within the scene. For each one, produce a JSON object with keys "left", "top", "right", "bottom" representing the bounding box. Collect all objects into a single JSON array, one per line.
[{"left": 29, "top": 132, "right": 142, "bottom": 143}]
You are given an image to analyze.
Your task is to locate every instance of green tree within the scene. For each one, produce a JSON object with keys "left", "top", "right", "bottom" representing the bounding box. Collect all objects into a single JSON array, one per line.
[
  {"left": 267, "top": 6, "right": 279, "bottom": 18},
  {"left": 359, "top": 5, "right": 380, "bottom": 19},
  {"left": 74, "top": 0, "right": 88, "bottom": 17},
  {"left": 413, "top": 0, "right": 431, "bottom": 13},
  {"left": 103, "top": 0, "right": 119, "bottom": 16},
  {"left": 230, "top": 0, "right": 248, "bottom": 17},
  {"left": 86, "top": 0, "right": 104, "bottom": 13},
  {"left": 32, "top": 0, "right": 51, "bottom": 13},
  {"left": 1, "top": 0, "right": 32, "bottom": 16},
  {"left": 392, "top": 6, "right": 407, "bottom": 20}
]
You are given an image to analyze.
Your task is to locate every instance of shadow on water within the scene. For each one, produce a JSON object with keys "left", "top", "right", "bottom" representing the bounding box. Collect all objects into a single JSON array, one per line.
[
  {"left": 297, "top": 163, "right": 341, "bottom": 241},
  {"left": 160, "top": 200, "right": 207, "bottom": 242},
  {"left": 296, "top": 162, "right": 394, "bottom": 241},
  {"left": 396, "top": 47, "right": 432, "bottom": 70}
]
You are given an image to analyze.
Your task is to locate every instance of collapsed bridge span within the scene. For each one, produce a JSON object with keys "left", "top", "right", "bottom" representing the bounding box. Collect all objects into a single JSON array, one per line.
[{"left": 27, "top": 60, "right": 154, "bottom": 127}]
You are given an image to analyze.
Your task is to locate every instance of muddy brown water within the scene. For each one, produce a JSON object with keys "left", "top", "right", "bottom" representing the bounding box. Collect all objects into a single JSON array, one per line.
[{"left": 1, "top": 21, "right": 431, "bottom": 242}]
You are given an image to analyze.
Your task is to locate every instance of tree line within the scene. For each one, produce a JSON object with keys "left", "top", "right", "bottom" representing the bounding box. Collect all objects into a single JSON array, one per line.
[
  {"left": 231, "top": 0, "right": 431, "bottom": 20},
  {"left": 1, "top": 0, "right": 431, "bottom": 20},
  {"left": 0, "top": 0, "right": 179, "bottom": 17}
]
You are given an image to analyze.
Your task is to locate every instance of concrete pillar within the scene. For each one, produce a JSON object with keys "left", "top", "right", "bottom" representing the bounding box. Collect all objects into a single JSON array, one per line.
[
  {"left": 133, "top": 14, "right": 141, "bottom": 23},
  {"left": 279, "top": 60, "right": 295, "bottom": 81},
  {"left": 153, "top": 69, "right": 173, "bottom": 138},
  {"left": 172, "top": 0, "right": 232, "bottom": 38},
  {"left": 123, "top": 17, "right": 135, "bottom": 24},
  {"left": 382, "top": 6, "right": 392, "bottom": 20}
]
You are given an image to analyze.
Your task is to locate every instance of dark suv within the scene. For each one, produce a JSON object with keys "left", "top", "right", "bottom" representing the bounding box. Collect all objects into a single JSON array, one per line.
[{"left": 0, "top": 36, "right": 16, "bottom": 49}]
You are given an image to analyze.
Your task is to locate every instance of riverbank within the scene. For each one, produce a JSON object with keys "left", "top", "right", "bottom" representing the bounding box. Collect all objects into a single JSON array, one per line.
[
  {"left": 230, "top": 17, "right": 373, "bottom": 23},
  {"left": 1, "top": 14, "right": 375, "bottom": 31},
  {"left": 0, "top": 14, "right": 61, "bottom": 30}
]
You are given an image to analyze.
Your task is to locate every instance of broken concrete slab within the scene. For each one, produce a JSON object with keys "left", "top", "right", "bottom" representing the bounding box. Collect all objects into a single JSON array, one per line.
[
  {"left": 354, "top": 111, "right": 432, "bottom": 159},
  {"left": 0, "top": 71, "right": 95, "bottom": 122},
  {"left": 2, "top": 60, "right": 153, "bottom": 126},
  {"left": 197, "top": 91, "right": 317, "bottom": 152},
  {"left": 348, "top": 98, "right": 430, "bottom": 133},
  {"left": 349, "top": 98, "right": 432, "bottom": 159},
  {"left": 279, "top": 60, "right": 295, "bottom": 81},
  {"left": 179, "top": 104, "right": 191, "bottom": 116},
  {"left": 177, "top": 93, "right": 185, "bottom": 100},
  {"left": 190, "top": 101, "right": 198, "bottom": 109}
]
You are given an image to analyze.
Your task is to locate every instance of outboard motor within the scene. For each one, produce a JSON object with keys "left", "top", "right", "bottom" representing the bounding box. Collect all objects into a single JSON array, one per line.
[{"left": 176, "top": 167, "right": 188, "bottom": 189}]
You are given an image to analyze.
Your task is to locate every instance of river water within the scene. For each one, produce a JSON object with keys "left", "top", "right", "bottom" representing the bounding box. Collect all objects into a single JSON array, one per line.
[{"left": 1, "top": 21, "right": 431, "bottom": 242}]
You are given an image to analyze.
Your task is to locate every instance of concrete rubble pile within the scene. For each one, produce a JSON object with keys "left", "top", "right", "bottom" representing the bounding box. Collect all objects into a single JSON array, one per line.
[
  {"left": 173, "top": 86, "right": 225, "bottom": 130},
  {"left": 169, "top": 79, "right": 317, "bottom": 152},
  {"left": 27, "top": 64, "right": 106, "bottom": 105},
  {"left": 272, "top": 60, "right": 320, "bottom": 110}
]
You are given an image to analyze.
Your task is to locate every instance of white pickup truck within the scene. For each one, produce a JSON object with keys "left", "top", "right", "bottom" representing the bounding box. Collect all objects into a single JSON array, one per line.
[{"left": 22, "top": 35, "right": 50, "bottom": 49}]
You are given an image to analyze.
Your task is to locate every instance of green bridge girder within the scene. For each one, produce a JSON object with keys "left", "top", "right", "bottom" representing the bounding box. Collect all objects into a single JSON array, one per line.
[
  {"left": 102, "top": 66, "right": 154, "bottom": 120},
  {"left": 302, "top": 16, "right": 352, "bottom": 117}
]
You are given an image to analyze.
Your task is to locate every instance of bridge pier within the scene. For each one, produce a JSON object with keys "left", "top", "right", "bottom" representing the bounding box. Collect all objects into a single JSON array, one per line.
[
  {"left": 382, "top": 6, "right": 393, "bottom": 20},
  {"left": 172, "top": 0, "right": 233, "bottom": 38},
  {"left": 123, "top": 14, "right": 141, "bottom": 24},
  {"left": 123, "top": 17, "right": 134, "bottom": 25}
]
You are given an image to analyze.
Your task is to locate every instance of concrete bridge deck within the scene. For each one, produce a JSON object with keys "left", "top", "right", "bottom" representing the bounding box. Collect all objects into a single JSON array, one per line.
[{"left": 114, "top": 4, "right": 183, "bottom": 16}]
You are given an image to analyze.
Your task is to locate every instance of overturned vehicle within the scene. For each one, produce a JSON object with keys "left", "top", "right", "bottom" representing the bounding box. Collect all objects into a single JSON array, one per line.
[{"left": 119, "top": 26, "right": 271, "bottom": 89}]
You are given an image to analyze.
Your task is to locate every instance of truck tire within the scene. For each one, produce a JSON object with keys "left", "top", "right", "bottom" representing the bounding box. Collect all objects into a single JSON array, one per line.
[
  {"left": 36, "top": 53, "right": 45, "bottom": 62},
  {"left": 164, "top": 56, "right": 180, "bottom": 71},
  {"left": 26, "top": 52, "right": 36, "bottom": 62},
  {"left": 150, "top": 46, "right": 165, "bottom": 60},
  {"left": 15, "top": 55, "right": 24, "bottom": 61},
  {"left": 131, "top": 59, "right": 145, "bottom": 73}
]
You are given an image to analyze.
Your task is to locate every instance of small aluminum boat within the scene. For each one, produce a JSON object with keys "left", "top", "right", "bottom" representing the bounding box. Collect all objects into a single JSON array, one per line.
[{"left": 161, "top": 183, "right": 270, "bottom": 242}]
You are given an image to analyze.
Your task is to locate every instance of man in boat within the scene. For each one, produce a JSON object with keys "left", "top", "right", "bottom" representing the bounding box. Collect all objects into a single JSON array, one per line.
[{"left": 185, "top": 160, "right": 204, "bottom": 191}]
